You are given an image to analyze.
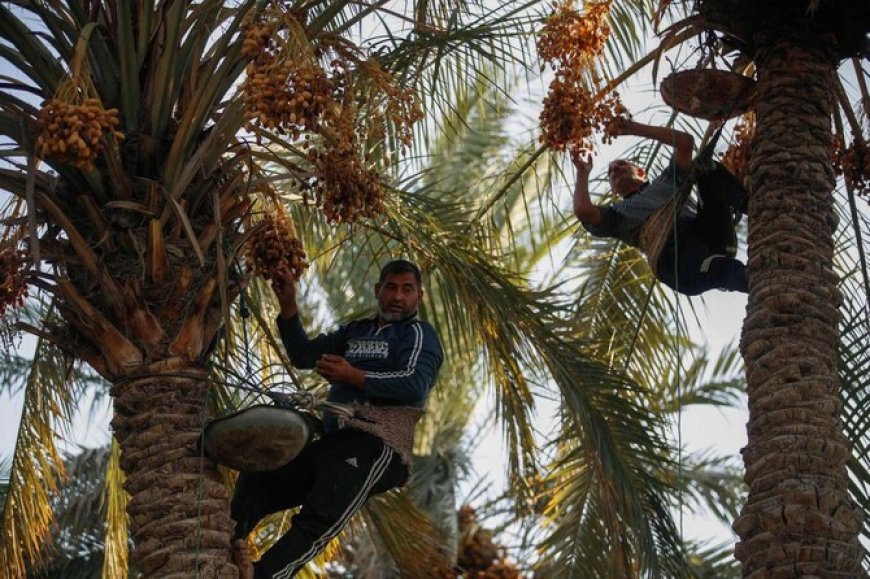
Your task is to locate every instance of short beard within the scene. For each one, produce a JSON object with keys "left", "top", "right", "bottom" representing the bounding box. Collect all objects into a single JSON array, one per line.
[{"left": 379, "top": 307, "right": 412, "bottom": 323}]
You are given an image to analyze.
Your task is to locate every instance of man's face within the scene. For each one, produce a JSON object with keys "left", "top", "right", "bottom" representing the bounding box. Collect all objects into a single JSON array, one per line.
[
  {"left": 375, "top": 272, "right": 423, "bottom": 323},
  {"left": 607, "top": 159, "right": 645, "bottom": 197}
]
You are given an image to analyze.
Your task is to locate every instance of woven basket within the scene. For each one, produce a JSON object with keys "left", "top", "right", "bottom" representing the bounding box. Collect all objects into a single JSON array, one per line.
[
  {"left": 661, "top": 69, "right": 756, "bottom": 120},
  {"left": 638, "top": 201, "right": 678, "bottom": 275},
  {"left": 339, "top": 404, "right": 423, "bottom": 468}
]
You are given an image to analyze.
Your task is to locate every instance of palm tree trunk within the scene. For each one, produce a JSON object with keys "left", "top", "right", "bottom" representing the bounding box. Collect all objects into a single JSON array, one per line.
[
  {"left": 735, "top": 32, "right": 866, "bottom": 576},
  {"left": 111, "top": 361, "right": 237, "bottom": 578}
]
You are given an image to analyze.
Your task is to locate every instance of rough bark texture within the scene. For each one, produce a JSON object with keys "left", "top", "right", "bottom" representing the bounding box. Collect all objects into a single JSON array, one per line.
[
  {"left": 111, "top": 361, "right": 237, "bottom": 578},
  {"left": 735, "top": 34, "right": 867, "bottom": 578}
]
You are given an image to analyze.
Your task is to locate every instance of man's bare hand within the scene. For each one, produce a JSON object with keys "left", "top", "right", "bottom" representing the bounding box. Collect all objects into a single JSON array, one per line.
[
  {"left": 610, "top": 116, "right": 635, "bottom": 137},
  {"left": 570, "top": 148, "right": 594, "bottom": 177},
  {"left": 272, "top": 263, "right": 298, "bottom": 319},
  {"left": 315, "top": 354, "right": 365, "bottom": 389}
]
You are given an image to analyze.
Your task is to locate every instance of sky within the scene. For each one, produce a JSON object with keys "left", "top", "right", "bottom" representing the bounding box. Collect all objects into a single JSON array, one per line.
[
  {"left": 0, "top": 4, "right": 751, "bottom": 556},
  {"left": 2, "top": 2, "right": 867, "bottom": 568}
]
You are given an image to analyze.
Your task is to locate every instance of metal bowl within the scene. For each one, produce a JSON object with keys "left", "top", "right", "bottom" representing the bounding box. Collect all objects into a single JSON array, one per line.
[{"left": 201, "top": 405, "right": 313, "bottom": 472}]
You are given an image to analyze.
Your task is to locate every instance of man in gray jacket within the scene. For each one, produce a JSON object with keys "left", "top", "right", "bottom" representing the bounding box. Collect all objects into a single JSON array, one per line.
[{"left": 573, "top": 118, "right": 748, "bottom": 295}]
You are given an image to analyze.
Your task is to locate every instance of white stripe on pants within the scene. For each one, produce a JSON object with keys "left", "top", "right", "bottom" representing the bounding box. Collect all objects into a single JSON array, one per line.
[{"left": 271, "top": 444, "right": 394, "bottom": 579}]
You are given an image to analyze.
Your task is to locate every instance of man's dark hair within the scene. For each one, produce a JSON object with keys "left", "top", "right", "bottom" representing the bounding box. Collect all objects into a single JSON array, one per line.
[{"left": 379, "top": 259, "right": 422, "bottom": 286}]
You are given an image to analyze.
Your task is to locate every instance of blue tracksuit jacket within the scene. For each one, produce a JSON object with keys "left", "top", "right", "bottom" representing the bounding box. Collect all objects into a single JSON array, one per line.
[{"left": 277, "top": 312, "right": 444, "bottom": 430}]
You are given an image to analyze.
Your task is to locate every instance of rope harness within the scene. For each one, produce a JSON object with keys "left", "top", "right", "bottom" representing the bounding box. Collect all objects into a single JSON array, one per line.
[
  {"left": 230, "top": 380, "right": 355, "bottom": 421},
  {"left": 637, "top": 126, "right": 726, "bottom": 275},
  {"left": 201, "top": 285, "right": 422, "bottom": 474}
]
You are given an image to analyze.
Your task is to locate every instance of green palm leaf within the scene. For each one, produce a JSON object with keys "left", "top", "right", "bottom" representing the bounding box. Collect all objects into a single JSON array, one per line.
[{"left": 0, "top": 312, "right": 80, "bottom": 575}]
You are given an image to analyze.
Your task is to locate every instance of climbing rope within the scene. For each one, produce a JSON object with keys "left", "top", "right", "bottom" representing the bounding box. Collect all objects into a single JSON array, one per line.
[
  {"left": 668, "top": 142, "right": 684, "bottom": 538},
  {"left": 665, "top": 124, "right": 726, "bottom": 539},
  {"left": 662, "top": 120, "right": 730, "bottom": 539},
  {"left": 239, "top": 283, "right": 253, "bottom": 377},
  {"left": 228, "top": 380, "right": 356, "bottom": 420}
]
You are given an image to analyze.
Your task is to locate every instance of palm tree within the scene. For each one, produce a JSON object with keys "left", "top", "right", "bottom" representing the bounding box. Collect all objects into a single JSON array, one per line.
[
  {"left": 4, "top": 1, "right": 866, "bottom": 577},
  {"left": 0, "top": 0, "right": 542, "bottom": 574},
  {"left": 683, "top": 1, "right": 870, "bottom": 575},
  {"left": 514, "top": 0, "right": 870, "bottom": 573},
  {"left": 1, "top": 1, "right": 285, "bottom": 574},
  {"left": 1, "top": 0, "right": 695, "bottom": 576}
]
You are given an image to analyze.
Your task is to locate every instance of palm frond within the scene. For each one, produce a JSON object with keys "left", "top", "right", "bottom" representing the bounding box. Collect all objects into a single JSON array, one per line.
[
  {"left": 352, "top": 0, "right": 548, "bottom": 164},
  {"left": 406, "top": 446, "right": 471, "bottom": 560},
  {"left": 26, "top": 447, "right": 109, "bottom": 579},
  {"left": 101, "top": 440, "right": 129, "bottom": 579},
  {"left": 661, "top": 341, "right": 745, "bottom": 413},
  {"left": 535, "top": 298, "right": 745, "bottom": 575},
  {"left": 684, "top": 540, "right": 741, "bottom": 579},
  {"left": 676, "top": 450, "right": 744, "bottom": 526},
  {"left": 835, "top": 190, "right": 870, "bottom": 546},
  {"left": 382, "top": 188, "right": 694, "bottom": 573},
  {"left": 0, "top": 303, "right": 83, "bottom": 575},
  {"left": 359, "top": 491, "right": 455, "bottom": 576}
]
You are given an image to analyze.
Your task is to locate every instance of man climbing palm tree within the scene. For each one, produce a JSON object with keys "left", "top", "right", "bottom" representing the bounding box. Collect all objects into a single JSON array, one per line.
[
  {"left": 572, "top": 117, "right": 748, "bottom": 295},
  {"left": 231, "top": 259, "right": 444, "bottom": 578}
]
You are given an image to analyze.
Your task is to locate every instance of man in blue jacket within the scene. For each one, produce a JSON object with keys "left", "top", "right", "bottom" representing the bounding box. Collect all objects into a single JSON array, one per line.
[{"left": 231, "top": 259, "right": 444, "bottom": 579}]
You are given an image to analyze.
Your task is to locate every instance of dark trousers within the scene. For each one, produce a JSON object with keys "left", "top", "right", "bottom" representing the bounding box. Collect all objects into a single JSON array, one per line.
[
  {"left": 657, "top": 163, "right": 749, "bottom": 295},
  {"left": 231, "top": 429, "right": 408, "bottom": 579}
]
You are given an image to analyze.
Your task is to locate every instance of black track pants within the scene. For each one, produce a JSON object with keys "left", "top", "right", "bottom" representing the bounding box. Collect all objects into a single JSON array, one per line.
[
  {"left": 230, "top": 429, "right": 408, "bottom": 578},
  {"left": 656, "top": 163, "right": 749, "bottom": 295},
  {"left": 694, "top": 161, "right": 748, "bottom": 253}
]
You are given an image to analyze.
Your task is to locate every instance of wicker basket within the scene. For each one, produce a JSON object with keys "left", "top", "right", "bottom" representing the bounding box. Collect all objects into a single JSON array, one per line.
[
  {"left": 638, "top": 201, "right": 678, "bottom": 275},
  {"left": 661, "top": 69, "right": 756, "bottom": 120}
]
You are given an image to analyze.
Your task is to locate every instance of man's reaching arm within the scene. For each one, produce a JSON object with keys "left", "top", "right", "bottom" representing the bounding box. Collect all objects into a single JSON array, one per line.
[
  {"left": 572, "top": 149, "right": 602, "bottom": 226},
  {"left": 272, "top": 265, "right": 346, "bottom": 368},
  {"left": 614, "top": 119, "right": 694, "bottom": 170}
]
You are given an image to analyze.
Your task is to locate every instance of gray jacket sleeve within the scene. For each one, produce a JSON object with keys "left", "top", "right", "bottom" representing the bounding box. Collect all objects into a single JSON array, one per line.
[{"left": 582, "top": 206, "right": 622, "bottom": 238}]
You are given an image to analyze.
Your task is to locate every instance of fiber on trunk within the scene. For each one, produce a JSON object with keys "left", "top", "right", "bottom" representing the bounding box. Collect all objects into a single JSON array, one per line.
[
  {"left": 736, "top": 34, "right": 866, "bottom": 578},
  {"left": 111, "top": 365, "right": 238, "bottom": 578}
]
